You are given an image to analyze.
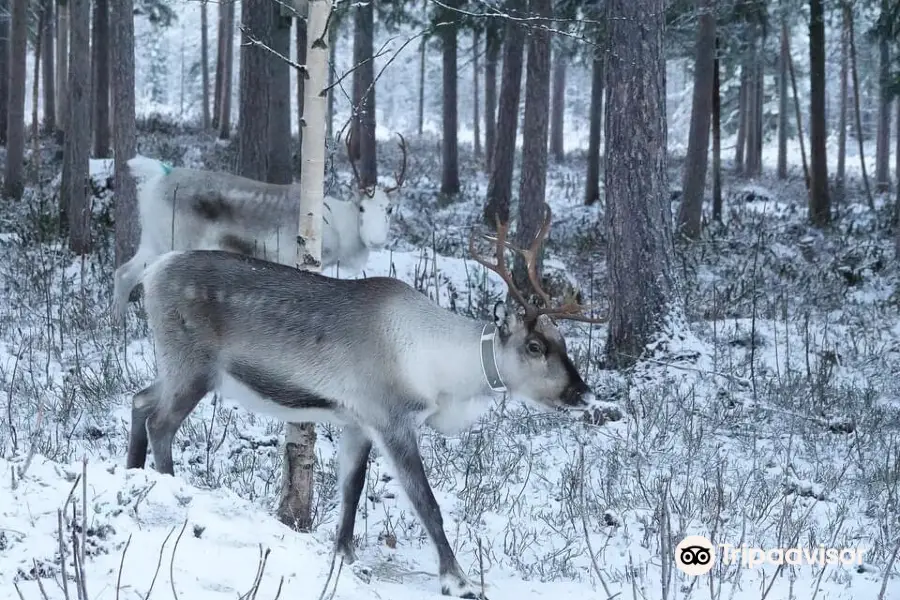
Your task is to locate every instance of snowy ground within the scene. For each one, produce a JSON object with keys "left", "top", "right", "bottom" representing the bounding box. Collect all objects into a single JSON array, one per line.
[{"left": 2, "top": 128, "right": 900, "bottom": 599}]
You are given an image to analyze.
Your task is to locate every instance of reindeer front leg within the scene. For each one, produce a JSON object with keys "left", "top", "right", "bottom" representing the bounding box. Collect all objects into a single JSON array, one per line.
[{"left": 373, "top": 423, "right": 487, "bottom": 599}]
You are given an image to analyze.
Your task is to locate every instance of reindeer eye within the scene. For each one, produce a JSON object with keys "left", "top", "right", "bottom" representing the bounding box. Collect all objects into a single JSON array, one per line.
[
  {"left": 526, "top": 340, "right": 544, "bottom": 356},
  {"left": 359, "top": 205, "right": 365, "bottom": 213},
  {"left": 387, "top": 206, "right": 393, "bottom": 215}
]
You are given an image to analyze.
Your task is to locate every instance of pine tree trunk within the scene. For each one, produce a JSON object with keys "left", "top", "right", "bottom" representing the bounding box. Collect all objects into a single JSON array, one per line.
[
  {"left": 268, "top": 10, "right": 292, "bottom": 185},
  {"left": 278, "top": 0, "right": 332, "bottom": 534},
  {"left": 217, "top": 0, "right": 234, "bottom": 139},
  {"left": 894, "top": 97, "right": 900, "bottom": 230},
  {"left": 808, "top": 0, "right": 830, "bottom": 226},
  {"left": 584, "top": 53, "right": 603, "bottom": 206},
  {"left": 0, "top": 0, "right": 8, "bottom": 145},
  {"left": 676, "top": 0, "right": 715, "bottom": 239},
  {"left": 473, "top": 29, "right": 481, "bottom": 158},
  {"left": 483, "top": 23, "right": 499, "bottom": 172},
  {"left": 734, "top": 64, "right": 749, "bottom": 173},
  {"left": 212, "top": 1, "right": 224, "bottom": 130},
  {"left": 875, "top": 0, "right": 891, "bottom": 193},
  {"left": 4, "top": 0, "right": 27, "bottom": 199},
  {"left": 483, "top": 1, "right": 524, "bottom": 227},
  {"left": 440, "top": 0, "right": 460, "bottom": 196},
  {"left": 41, "top": 0, "right": 56, "bottom": 134},
  {"left": 56, "top": 0, "right": 69, "bottom": 144},
  {"left": 744, "top": 36, "right": 760, "bottom": 178},
  {"left": 836, "top": 4, "right": 848, "bottom": 197},
  {"left": 354, "top": 0, "right": 376, "bottom": 187},
  {"left": 200, "top": 0, "right": 211, "bottom": 129},
  {"left": 777, "top": 18, "right": 789, "bottom": 179},
  {"left": 91, "top": 0, "right": 110, "bottom": 158},
  {"left": 513, "top": 0, "right": 552, "bottom": 294},
  {"left": 711, "top": 35, "right": 722, "bottom": 220},
  {"left": 111, "top": 0, "right": 137, "bottom": 266},
  {"left": 62, "top": 0, "right": 91, "bottom": 252},
  {"left": 238, "top": 0, "right": 270, "bottom": 179},
  {"left": 604, "top": 0, "right": 677, "bottom": 369},
  {"left": 417, "top": 35, "right": 425, "bottom": 136},
  {"left": 549, "top": 42, "right": 566, "bottom": 161}
]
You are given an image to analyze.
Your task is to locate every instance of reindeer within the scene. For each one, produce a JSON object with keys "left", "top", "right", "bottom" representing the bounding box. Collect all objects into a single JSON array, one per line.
[
  {"left": 124, "top": 203, "right": 604, "bottom": 599},
  {"left": 111, "top": 134, "right": 408, "bottom": 322}
]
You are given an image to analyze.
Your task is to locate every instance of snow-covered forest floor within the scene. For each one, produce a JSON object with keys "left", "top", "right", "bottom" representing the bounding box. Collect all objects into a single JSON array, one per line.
[{"left": 1, "top": 125, "right": 899, "bottom": 599}]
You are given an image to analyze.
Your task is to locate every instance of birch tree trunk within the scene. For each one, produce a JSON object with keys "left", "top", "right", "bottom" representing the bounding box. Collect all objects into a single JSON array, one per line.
[
  {"left": 111, "top": 0, "right": 137, "bottom": 266},
  {"left": 277, "top": 0, "right": 332, "bottom": 533},
  {"left": 483, "top": 0, "right": 524, "bottom": 227},
  {"left": 91, "top": 0, "right": 110, "bottom": 158},
  {"left": 809, "top": 0, "right": 830, "bottom": 225},
  {"left": 42, "top": 0, "right": 56, "bottom": 134},
  {"left": 56, "top": 0, "right": 68, "bottom": 143},
  {"left": 0, "top": 0, "right": 8, "bottom": 145},
  {"left": 200, "top": 0, "right": 211, "bottom": 129},
  {"left": 296, "top": 13, "right": 307, "bottom": 153},
  {"left": 62, "top": 0, "right": 91, "bottom": 252},
  {"left": 4, "top": 0, "right": 27, "bottom": 199},
  {"left": 604, "top": 0, "right": 678, "bottom": 369},
  {"left": 676, "top": 0, "right": 715, "bottom": 239}
]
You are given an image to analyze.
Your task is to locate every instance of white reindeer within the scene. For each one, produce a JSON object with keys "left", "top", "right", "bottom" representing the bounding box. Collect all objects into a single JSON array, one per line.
[
  {"left": 111, "top": 134, "right": 408, "bottom": 322},
  {"left": 123, "top": 203, "right": 604, "bottom": 599}
]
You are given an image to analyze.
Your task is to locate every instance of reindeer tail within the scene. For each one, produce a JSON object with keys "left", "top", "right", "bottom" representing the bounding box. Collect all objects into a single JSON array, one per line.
[{"left": 126, "top": 155, "right": 173, "bottom": 182}]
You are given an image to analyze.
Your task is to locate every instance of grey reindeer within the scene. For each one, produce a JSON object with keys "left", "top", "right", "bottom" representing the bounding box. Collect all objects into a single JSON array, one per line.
[
  {"left": 111, "top": 133, "right": 408, "bottom": 322},
  {"left": 124, "top": 203, "right": 605, "bottom": 599}
]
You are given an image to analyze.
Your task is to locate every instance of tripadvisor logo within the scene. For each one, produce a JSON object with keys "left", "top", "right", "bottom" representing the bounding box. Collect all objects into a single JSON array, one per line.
[
  {"left": 675, "top": 535, "right": 715, "bottom": 576},
  {"left": 674, "top": 535, "right": 868, "bottom": 576}
]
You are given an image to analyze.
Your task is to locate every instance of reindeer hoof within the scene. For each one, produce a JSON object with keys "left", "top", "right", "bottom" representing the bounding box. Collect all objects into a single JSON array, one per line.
[
  {"left": 440, "top": 573, "right": 487, "bottom": 599},
  {"left": 334, "top": 542, "right": 358, "bottom": 565}
]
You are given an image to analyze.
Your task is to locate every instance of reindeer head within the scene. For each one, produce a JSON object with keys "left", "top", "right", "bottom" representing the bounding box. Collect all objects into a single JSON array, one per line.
[
  {"left": 346, "top": 132, "right": 407, "bottom": 250},
  {"left": 468, "top": 203, "right": 606, "bottom": 411}
]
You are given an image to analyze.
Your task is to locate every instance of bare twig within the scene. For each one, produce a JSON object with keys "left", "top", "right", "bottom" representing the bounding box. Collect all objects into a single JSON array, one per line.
[
  {"left": 877, "top": 538, "right": 900, "bottom": 600},
  {"left": 143, "top": 524, "right": 177, "bottom": 600},
  {"left": 116, "top": 534, "right": 133, "bottom": 600},
  {"left": 169, "top": 519, "right": 189, "bottom": 600}
]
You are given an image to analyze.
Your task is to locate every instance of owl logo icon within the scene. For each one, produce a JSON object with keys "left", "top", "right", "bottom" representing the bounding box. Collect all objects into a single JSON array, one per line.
[{"left": 675, "top": 535, "right": 715, "bottom": 576}]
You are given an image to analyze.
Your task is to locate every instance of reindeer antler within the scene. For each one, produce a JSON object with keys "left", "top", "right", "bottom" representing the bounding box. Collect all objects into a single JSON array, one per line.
[
  {"left": 468, "top": 202, "right": 606, "bottom": 324},
  {"left": 345, "top": 128, "right": 375, "bottom": 198},
  {"left": 384, "top": 133, "right": 408, "bottom": 193}
]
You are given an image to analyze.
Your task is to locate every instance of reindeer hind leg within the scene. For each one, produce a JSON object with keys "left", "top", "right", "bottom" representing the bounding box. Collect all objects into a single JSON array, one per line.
[
  {"left": 126, "top": 381, "right": 160, "bottom": 469},
  {"left": 334, "top": 423, "right": 373, "bottom": 563}
]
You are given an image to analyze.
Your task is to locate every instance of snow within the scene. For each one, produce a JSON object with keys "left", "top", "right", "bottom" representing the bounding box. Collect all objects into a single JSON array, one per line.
[{"left": 2, "top": 1, "right": 900, "bottom": 599}]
